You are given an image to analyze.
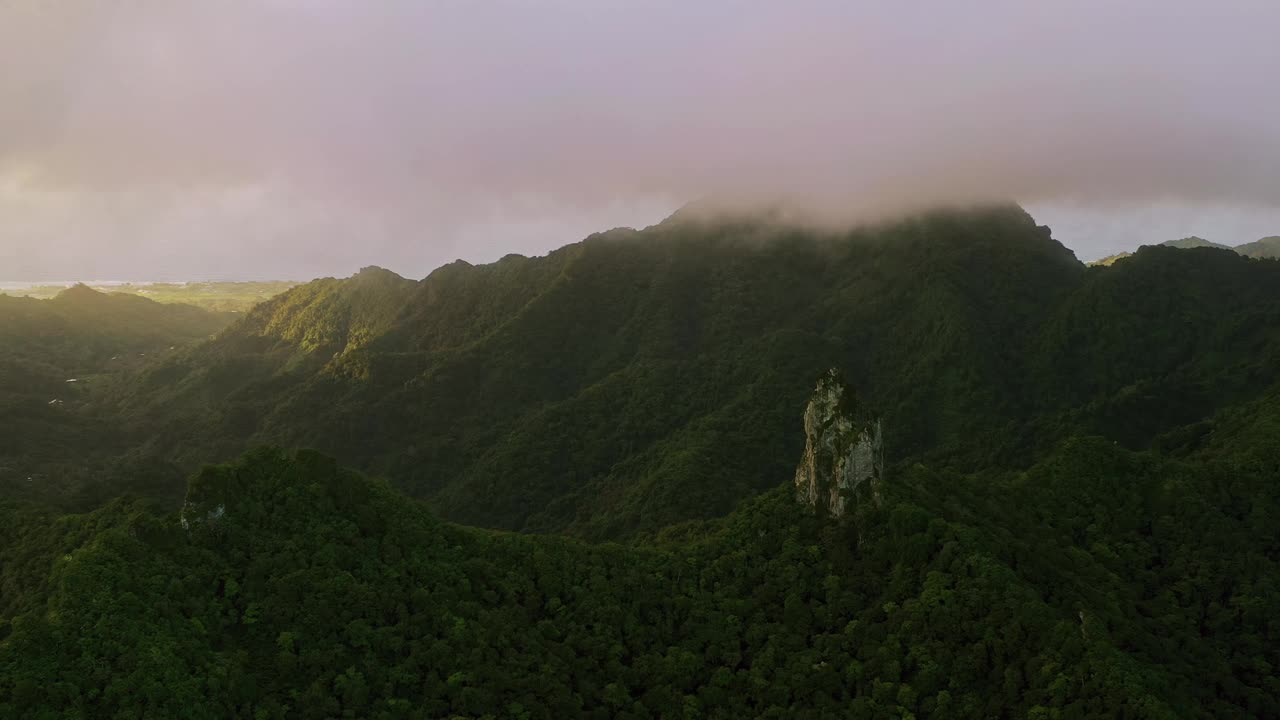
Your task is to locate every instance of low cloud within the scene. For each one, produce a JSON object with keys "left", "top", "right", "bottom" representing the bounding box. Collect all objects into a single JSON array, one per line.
[{"left": 2, "top": 1, "right": 1279, "bottom": 278}]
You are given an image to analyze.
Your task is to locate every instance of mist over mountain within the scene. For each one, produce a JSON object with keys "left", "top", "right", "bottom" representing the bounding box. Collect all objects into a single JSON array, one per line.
[
  {"left": 10, "top": 205, "right": 1280, "bottom": 534},
  {"left": 3, "top": 204, "right": 1280, "bottom": 717},
  {"left": 5, "top": 2, "right": 1280, "bottom": 278},
  {"left": 5, "top": 2, "right": 1280, "bottom": 716}
]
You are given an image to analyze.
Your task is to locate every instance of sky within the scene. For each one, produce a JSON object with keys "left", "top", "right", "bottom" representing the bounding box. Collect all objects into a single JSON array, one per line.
[{"left": 2, "top": 1, "right": 1279, "bottom": 281}]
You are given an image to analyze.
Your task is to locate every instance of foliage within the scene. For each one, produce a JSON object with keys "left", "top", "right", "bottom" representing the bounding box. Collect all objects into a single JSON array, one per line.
[
  {"left": 2, "top": 437, "right": 1277, "bottom": 718},
  {"left": 60, "top": 205, "right": 1280, "bottom": 541},
  {"left": 3, "top": 205, "right": 1280, "bottom": 716},
  {"left": 0, "top": 286, "right": 234, "bottom": 507},
  {"left": 1233, "top": 236, "right": 1280, "bottom": 259},
  {"left": 2, "top": 280, "right": 299, "bottom": 313}
]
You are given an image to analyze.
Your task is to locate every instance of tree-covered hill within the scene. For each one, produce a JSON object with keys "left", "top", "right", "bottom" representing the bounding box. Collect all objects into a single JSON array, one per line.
[
  {"left": 0, "top": 287, "right": 234, "bottom": 507},
  {"left": 0, "top": 284, "right": 232, "bottom": 373},
  {"left": 1160, "top": 236, "right": 1231, "bottom": 251},
  {"left": 98, "top": 206, "right": 1081, "bottom": 532},
  {"left": 4, "top": 205, "right": 1280, "bottom": 717},
  {"left": 41, "top": 205, "right": 1278, "bottom": 540},
  {"left": 1234, "top": 236, "right": 1280, "bottom": 259},
  {"left": 2, "top": 280, "right": 299, "bottom": 313},
  {"left": 1, "top": 430, "right": 1276, "bottom": 718},
  {"left": 1032, "top": 245, "right": 1280, "bottom": 447},
  {"left": 1088, "top": 234, "right": 1280, "bottom": 266}
]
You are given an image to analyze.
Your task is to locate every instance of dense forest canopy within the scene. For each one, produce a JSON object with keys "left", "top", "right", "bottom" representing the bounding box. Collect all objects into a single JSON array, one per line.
[
  {"left": 2, "top": 204, "right": 1279, "bottom": 718},
  {"left": 0, "top": 288, "right": 234, "bottom": 508}
]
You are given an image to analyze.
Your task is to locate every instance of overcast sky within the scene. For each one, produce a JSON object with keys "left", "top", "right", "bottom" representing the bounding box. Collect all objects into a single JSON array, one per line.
[{"left": 3, "top": 1, "right": 1279, "bottom": 281}]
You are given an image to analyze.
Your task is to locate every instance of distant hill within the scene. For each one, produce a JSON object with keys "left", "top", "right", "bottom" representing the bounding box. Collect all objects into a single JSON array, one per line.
[
  {"left": 1, "top": 280, "right": 299, "bottom": 313},
  {"left": 1234, "top": 235, "right": 1280, "bottom": 259},
  {"left": 4, "top": 205, "right": 1280, "bottom": 717},
  {"left": 0, "top": 285, "right": 233, "bottom": 372},
  {"left": 1161, "top": 235, "right": 1231, "bottom": 250},
  {"left": 0, "top": 287, "right": 235, "bottom": 506},
  {"left": 1086, "top": 251, "right": 1132, "bottom": 266},
  {"left": 1088, "top": 233, "right": 1280, "bottom": 265}
]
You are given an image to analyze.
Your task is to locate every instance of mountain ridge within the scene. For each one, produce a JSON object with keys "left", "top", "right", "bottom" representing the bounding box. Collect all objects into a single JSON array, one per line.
[
  {"left": 31, "top": 204, "right": 1271, "bottom": 541},
  {"left": 1088, "top": 234, "right": 1280, "bottom": 265},
  {"left": 4, "top": 204, "right": 1280, "bottom": 716}
]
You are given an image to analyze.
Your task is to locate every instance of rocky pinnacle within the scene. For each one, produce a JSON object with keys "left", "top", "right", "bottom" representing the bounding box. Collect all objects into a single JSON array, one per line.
[{"left": 794, "top": 368, "right": 883, "bottom": 517}]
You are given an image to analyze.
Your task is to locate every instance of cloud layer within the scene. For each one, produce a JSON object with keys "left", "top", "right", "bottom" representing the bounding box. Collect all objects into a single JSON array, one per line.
[{"left": 3, "top": 1, "right": 1279, "bottom": 278}]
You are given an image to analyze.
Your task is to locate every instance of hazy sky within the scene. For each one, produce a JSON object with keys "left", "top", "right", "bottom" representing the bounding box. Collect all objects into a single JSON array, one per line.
[{"left": 3, "top": 1, "right": 1279, "bottom": 280}]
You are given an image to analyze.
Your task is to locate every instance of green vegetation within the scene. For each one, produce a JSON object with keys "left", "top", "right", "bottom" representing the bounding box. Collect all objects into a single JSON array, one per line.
[
  {"left": 2, "top": 427, "right": 1277, "bottom": 718},
  {"left": 72, "top": 206, "right": 1280, "bottom": 540},
  {"left": 1234, "top": 236, "right": 1280, "bottom": 259},
  {"left": 2, "top": 280, "right": 299, "bottom": 313},
  {"left": 3, "top": 205, "right": 1280, "bottom": 717},
  {"left": 1095, "top": 234, "right": 1280, "bottom": 265},
  {"left": 1091, "top": 235, "right": 1280, "bottom": 265},
  {"left": 1160, "top": 236, "right": 1231, "bottom": 251},
  {"left": 0, "top": 286, "right": 234, "bottom": 507}
]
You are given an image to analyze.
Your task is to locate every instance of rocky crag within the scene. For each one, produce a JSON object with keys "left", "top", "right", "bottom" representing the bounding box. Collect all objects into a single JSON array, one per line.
[{"left": 794, "top": 369, "right": 883, "bottom": 517}]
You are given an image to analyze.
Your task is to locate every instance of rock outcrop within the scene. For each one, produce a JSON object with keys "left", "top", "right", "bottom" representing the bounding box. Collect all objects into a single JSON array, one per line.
[
  {"left": 179, "top": 500, "right": 225, "bottom": 532},
  {"left": 794, "top": 369, "right": 883, "bottom": 517},
  {"left": 178, "top": 462, "right": 241, "bottom": 533}
]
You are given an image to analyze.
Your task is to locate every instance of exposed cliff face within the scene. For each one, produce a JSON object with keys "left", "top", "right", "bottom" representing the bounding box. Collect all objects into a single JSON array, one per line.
[
  {"left": 794, "top": 369, "right": 883, "bottom": 517},
  {"left": 179, "top": 464, "right": 233, "bottom": 533}
]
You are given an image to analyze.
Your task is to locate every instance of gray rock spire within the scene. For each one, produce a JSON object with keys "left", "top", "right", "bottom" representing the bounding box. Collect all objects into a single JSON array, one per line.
[{"left": 794, "top": 369, "right": 883, "bottom": 517}]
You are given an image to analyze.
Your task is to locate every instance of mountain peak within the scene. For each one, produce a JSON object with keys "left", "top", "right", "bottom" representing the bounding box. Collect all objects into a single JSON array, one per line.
[
  {"left": 52, "top": 283, "right": 106, "bottom": 303},
  {"left": 1161, "top": 236, "right": 1230, "bottom": 250},
  {"left": 352, "top": 265, "right": 405, "bottom": 282},
  {"left": 1234, "top": 236, "right": 1280, "bottom": 259}
]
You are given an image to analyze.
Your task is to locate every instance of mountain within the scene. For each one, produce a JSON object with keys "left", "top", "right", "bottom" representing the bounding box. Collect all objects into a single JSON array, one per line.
[
  {"left": 1148, "top": 235, "right": 1279, "bottom": 260},
  {"left": 3, "top": 280, "right": 299, "bottom": 313},
  {"left": 21, "top": 205, "right": 1272, "bottom": 542},
  {"left": 92, "top": 205, "right": 1096, "bottom": 535},
  {"left": 0, "top": 287, "right": 235, "bottom": 506},
  {"left": 0, "top": 284, "right": 233, "bottom": 370},
  {"left": 1086, "top": 251, "right": 1131, "bottom": 266},
  {"left": 1234, "top": 235, "right": 1280, "bottom": 259},
  {"left": 1160, "top": 236, "right": 1232, "bottom": 250},
  {"left": 4, "top": 204, "right": 1280, "bottom": 717},
  {"left": 1088, "top": 233, "right": 1280, "bottom": 268}
]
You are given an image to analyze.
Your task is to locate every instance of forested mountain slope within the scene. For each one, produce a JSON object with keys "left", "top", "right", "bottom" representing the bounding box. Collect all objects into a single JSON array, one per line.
[
  {"left": 0, "top": 288, "right": 234, "bottom": 506},
  {"left": 45, "top": 205, "right": 1280, "bottom": 539},
  {"left": 3, "top": 280, "right": 299, "bottom": 313},
  {"left": 1088, "top": 234, "right": 1280, "bottom": 266},
  {"left": 4, "top": 205, "right": 1280, "bottom": 717},
  {"left": 0, "top": 284, "right": 232, "bottom": 373},
  {"left": 98, "top": 206, "right": 1077, "bottom": 533},
  {"left": 2, "top": 425, "right": 1276, "bottom": 718},
  {"left": 1160, "top": 236, "right": 1231, "bottom": 250},
  {"left": 1234, "top": 236, "right": 1280, "bottom": 259}
]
